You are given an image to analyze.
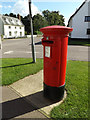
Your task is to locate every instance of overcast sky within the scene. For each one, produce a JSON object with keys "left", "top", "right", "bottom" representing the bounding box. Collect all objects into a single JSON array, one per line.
[{"left": 0, "top": 0, "right": 86, "bottom": 25}]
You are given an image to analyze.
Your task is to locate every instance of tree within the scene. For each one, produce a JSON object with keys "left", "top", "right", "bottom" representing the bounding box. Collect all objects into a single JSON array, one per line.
[
  {"left": 9, "top": 13, "right": 17, "bottom": 18},
  {"left": 42, "top": 10, "right": 65, "bottom": 26},
  {"left": 42, "top": 10, "right": 50, "bottom": 22},
  {"left": 3, "top": 10, "right": 65, "bottom": 34},
  {"left": 21, "top": 15, "right": 31, "bottom": 35},
  {"left": 4, "top": 14, "right": 9, "bottom": 16},
  {"left": 33, "top": 14, "right": 48, "bottom": 34}
]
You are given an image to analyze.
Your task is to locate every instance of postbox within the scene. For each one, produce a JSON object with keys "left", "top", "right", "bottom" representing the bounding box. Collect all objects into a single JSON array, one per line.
[{"left": 40, "top": 25, "right": 73, "bottom": 100}]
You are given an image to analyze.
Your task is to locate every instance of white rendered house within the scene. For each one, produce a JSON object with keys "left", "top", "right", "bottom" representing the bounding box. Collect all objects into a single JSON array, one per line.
[
  {"left": 68, "top": 0, "right": 90, "bottom": 39},
  {"left": 0, "top": 15, "right": 25, "bottom": 38}
]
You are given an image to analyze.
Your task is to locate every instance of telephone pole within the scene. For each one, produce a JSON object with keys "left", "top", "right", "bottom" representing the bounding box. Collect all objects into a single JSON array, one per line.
[{"left": 28, "top": 0, "right": 36, "bottom": 63}]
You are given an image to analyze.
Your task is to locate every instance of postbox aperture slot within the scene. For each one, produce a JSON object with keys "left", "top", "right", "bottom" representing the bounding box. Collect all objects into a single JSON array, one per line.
[{"left": 42, "top": 40, "right": 53, "bottom": 44}]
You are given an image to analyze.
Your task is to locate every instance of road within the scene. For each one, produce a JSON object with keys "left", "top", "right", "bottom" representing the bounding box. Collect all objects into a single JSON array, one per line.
[
  {"left": 1, "top": 37, "right": 43, "bottom": 59},
  {"left": 1, "top": 37, "right": 89, "bottom": 61}
]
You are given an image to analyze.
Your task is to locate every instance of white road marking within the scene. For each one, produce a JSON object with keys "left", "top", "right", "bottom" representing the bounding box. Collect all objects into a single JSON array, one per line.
[
  {"left": 4, "top": 51, "right": 14, "bottom": 54},
  {"left": 26, "top": 51, "right": 41, "bottom": 54}
]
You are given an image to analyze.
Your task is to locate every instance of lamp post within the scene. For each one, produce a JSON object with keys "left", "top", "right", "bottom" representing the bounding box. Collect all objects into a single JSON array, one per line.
[{"left": 28, "top": 0, "right": 36, "bottom": 63}]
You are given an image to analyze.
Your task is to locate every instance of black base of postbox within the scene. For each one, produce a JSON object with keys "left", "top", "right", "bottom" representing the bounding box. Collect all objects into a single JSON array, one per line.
[{"left": 43, "top": 83, "right": 65, "bottom": 101}]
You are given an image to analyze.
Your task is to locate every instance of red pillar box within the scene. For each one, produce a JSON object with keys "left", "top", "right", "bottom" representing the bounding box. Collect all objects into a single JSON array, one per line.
[{"left": 40, "top": 25, "right": 73, "bottom": 100}]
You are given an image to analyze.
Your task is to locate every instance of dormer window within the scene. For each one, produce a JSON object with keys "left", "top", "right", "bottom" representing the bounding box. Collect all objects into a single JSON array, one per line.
[
  {"left": 6, "top": 18, "right": 10, "bottom": 24},
  {"left": 10, "top": 19, "right": 15, "bottom": 24}
]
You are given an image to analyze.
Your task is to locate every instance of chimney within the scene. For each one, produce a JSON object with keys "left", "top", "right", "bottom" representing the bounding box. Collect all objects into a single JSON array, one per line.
[{"left": 18, "top": 14, "right": 21, "bottom": 21}]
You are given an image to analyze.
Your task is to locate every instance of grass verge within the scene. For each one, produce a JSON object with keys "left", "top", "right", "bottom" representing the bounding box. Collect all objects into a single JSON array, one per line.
[
  {"left": 1, "top": 58, "right": 43, "bottom": 85},
  {"left": 0, "top": 59, "right": 88, "bottom": 118},
  {"left": 50, "top": 61, "right": 88, "bottom": 119}
]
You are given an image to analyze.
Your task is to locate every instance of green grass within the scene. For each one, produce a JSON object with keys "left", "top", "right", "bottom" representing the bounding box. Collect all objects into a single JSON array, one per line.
[
  {"left": 50, "top": 61, "right": 88, "bottom": 119},
  {"left": 0, "top": 58, "right": 89, "bottom": 118},
  {"left": 1, "top": 58, "right": 43, "bottom": 85}
]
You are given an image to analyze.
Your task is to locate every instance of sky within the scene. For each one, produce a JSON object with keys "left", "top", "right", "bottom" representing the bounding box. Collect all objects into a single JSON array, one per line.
[{"left": 0, "top": 0, "right": 85, "bottom": 25}]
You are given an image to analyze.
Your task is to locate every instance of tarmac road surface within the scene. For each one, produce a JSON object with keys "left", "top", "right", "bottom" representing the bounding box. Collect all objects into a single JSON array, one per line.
[{"left": 1, "top": 37, "right": 89, "bottom": 61}]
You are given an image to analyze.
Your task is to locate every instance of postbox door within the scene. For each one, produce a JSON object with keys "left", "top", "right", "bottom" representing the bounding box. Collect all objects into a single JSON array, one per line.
[{"left": 43, "top": 41, "right": 61, "bottom": 87}]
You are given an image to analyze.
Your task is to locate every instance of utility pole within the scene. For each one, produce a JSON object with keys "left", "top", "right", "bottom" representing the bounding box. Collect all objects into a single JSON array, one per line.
[{"left": 28, "top": 0, "right": 36, "bottom": 63}]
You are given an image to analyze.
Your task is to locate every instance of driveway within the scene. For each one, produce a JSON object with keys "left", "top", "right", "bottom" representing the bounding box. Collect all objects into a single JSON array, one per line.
[{"left": 1, "top": 37, "right": 89, "bottom": 61}]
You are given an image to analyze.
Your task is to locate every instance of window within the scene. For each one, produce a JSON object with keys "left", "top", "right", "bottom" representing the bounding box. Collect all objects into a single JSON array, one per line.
[
  {"left": 87, "top": 29, "right": 90, "bottom": 35},
  {"left": 85, "top": 16, "right": 90, "bottom": 22},
  {"left": 6, "top": 19, "right": 10, "bottom": 24},
  {"left": 9, "top": 31, "right": 12, "bottom": 36},
  {"left": 15, "top": 31, "right": 17, "bottom": 36},
  {"left": 11, "top": 19, "right": 15, "bottom": 24},
  {"left": 20, "top": 32, "right": 22, "bottom": 36},
  {"left": 15, "top": 27, "right": 16, "bottom": 29},
  {"left": 15, "top": 31, "right": 17, "bottom": 34},
  {"left": 20, "top": 27, "right": 21, "bottom": 29},
  {"left": 9, "top": 26, "right": 11, "bottom": 29}
]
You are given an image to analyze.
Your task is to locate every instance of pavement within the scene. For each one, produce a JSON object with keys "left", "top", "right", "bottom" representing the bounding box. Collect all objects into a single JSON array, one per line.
[{"left": 1, "top": 70, "right": 67, "bottom": 119}]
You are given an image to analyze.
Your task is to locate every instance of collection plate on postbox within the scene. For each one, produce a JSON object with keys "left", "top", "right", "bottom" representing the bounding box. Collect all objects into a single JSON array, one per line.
[{"left": 45, "top": 46, "right": 51, "bottom": 58}]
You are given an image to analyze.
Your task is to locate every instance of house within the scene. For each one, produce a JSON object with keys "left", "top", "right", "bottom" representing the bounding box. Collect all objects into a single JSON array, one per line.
[
  {"left": 0, "top": 35, "right": 1, "bottom": 49},
  {"left": 0, "top": 14, "right": 25, "bottom": 38},
  {"left": 68, "top": 0, "right": 90, "bottom": 39}
]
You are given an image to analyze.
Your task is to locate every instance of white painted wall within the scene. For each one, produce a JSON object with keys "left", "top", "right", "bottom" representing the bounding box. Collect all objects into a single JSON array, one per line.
[
  {"left": 4, "top": 25, "right": 25, "bottom": 38},
  {"left": 88, "top": 1, "right": 90, "bottom": 38},
  {"left": 71, "top": 1, "right": 89, "bottom": 38},
  {"left": 0, "top": 35, "right": 2, "bottom": 49},
  {"left": 0, "top": 16, "right": 4, "bottom": 35}
]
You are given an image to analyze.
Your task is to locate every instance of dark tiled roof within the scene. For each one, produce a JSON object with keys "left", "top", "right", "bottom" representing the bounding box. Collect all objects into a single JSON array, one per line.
[{"left": 0, "top": 15, "right": 24, "bottom": 26}]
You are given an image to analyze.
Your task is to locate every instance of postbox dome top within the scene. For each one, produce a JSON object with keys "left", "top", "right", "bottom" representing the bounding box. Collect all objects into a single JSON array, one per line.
[{"left": 40, "top": 25, "right": 73, "bottom": 36}]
